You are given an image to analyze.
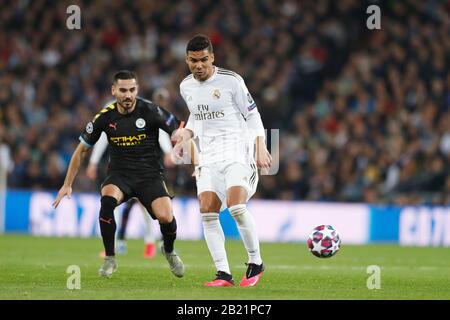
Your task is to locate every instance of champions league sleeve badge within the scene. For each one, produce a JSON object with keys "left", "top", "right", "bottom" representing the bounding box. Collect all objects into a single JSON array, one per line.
[
  {"left": 86, "top": 122, "right": 93, "bottom": 134},
  {"left": 247, "top": 92, "right": 254, "bottom": 104}
]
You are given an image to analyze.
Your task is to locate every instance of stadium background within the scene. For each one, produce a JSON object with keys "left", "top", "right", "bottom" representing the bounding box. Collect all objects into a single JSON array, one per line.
[{"left": 0, "top": 0, "right": 449, "bottom": 300}]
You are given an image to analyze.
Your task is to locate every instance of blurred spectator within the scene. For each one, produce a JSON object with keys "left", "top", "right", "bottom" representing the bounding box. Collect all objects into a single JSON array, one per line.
[{"left": 0, "top": 127, "right": 13, "bottom": 179}]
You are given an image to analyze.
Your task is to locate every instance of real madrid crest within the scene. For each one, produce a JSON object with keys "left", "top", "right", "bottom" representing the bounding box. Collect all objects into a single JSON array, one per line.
[
  {"left": 213, "top": 89, "right": 221, "bottom": 99},
  {"left": 135, "top": 118, "right": 146, "bottom": 129}
]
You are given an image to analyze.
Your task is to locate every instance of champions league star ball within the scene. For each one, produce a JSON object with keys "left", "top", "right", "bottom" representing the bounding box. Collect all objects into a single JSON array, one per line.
[{"left": 307, "top": 225, "right": 341, "bottom": 258}]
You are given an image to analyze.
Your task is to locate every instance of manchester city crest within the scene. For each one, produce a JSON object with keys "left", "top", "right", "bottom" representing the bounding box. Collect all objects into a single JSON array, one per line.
[{"left": 135, "top": 118, "right": 146, "bottom": 129}]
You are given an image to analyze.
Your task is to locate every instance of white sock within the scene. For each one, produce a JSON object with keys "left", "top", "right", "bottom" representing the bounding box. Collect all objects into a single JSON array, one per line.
[
  {"left": 142, "top": 208, "right": 155, "bottom": 244},
  {"left": 229, "top": 204, "right": 262, "bottom": 265},
  {"left": 202, "top": 213, "right": 230, "bottom": 275}
]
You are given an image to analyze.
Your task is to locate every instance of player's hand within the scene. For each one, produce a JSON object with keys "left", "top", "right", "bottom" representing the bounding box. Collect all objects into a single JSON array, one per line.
[
  {"left": 171, "top": 121, "right": 185, "bottom": 143},
  {"left": 86, "top": 164, "right": 98, "bottom": 180},
  {"left": 52, "top": 185, "right": 72, "bottom": 209},
  {"left": 171, "top": 141, "right": 184, "bottom": 164},
  {"left": 171, "top": 128, "right": 184, "bottom": 143},
  {"left": 256, "top": 145, "right": 272, "bottom": 172},
  {"left": 192, "top": 166, "right": 199, "bottom": 178}
]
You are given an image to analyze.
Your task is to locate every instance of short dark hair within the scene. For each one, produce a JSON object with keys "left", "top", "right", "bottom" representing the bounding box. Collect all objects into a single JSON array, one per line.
[
  {"left": 186, "top": 34, "right": 213, "bottom": 53},
  {"left": 113, "top": 70, "right": 137, "bottom": 83}
]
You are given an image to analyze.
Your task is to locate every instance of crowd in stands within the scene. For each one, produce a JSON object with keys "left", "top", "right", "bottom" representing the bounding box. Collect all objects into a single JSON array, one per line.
[{"left": 0, "top": 0, "right": 448, "bottom": 205}]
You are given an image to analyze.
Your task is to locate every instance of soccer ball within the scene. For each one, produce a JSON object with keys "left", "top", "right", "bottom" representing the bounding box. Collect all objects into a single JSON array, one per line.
[{"left": 307, "top": 225, "right": 341, "bottom": 258}]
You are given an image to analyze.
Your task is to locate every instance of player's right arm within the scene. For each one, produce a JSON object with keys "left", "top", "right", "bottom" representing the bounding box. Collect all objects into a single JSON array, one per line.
[
  {"left": 175, "top": 84, "right": 194, "bottom": 144},
  {"left": 173, "top": 83, "right": 197, "bottom": 164},
  {"left": 53, "top": 112, "right": 106, "bottom": 208},
  {"left": 53, "top": 143, "right": 90, "bottom": 208},
  {"left": 171, "top": 110, "right": 197, "bottom": 165},
  {"left": 172, "top": 134, "right": 198, "bottom": 165}
]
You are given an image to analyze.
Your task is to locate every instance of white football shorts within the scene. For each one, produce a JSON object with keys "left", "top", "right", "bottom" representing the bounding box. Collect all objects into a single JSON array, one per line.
[{"left": 195, "top": 161, "right": 258, "bottom": 210}]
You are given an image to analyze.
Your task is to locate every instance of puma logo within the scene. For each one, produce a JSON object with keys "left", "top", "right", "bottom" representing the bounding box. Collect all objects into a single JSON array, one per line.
[
  {"left": 109, "top": 122, "right": 117, "bottom": 130},
  {"left": 99, "top": 217, "right": 113, "bottom": 224}
]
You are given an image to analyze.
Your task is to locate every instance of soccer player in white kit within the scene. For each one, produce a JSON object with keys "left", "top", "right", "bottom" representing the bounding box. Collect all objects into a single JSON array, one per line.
[{"left": 174, "top": 35, "right": 272, "bottom": 287}]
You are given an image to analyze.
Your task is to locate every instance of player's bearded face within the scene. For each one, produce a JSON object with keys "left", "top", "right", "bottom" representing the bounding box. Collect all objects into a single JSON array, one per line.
[
  {"left": 112, "top": 79, "right": 138, "bottom": 112},
  {"left": 186, "top": 50, "right": 214, "bottom": 81}
]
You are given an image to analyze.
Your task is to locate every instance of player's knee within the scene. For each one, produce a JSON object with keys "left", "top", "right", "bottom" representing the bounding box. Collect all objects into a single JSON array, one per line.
[
  {"left": 199, "top": 201, "right": 221, "bottom": 213},
  {"left": 160, "top": 216, "right": 177, "bottom": 234},
  {"left": 100, "top": 196, "right": 118, "bottom": 218},
  {"left": 229, "top": 204, "right": 247, "bottom": 218},
  {"left": 157, "top": 211, "right": 173, "bottom": 224}
]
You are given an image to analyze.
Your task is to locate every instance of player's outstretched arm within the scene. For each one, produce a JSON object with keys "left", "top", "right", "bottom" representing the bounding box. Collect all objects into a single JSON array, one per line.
[{"left": 53, "top": 142, "right": 90, "bottom": 208}]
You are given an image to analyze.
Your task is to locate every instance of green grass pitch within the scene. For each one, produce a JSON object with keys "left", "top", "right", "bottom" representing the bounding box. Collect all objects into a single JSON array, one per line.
[{"left": 0, "top": 235, "right": 449, "bottom": 300}]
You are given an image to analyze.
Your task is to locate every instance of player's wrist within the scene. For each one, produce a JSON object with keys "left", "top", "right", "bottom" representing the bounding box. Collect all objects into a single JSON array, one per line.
[
  {"left": 183, "top": 128, "right": 194, "bottom": 140},
  {"left": 62, "top": 183, "right": 72, "bottom": 190},
  {"left": 256, "top": 143, "right": 269, "bottom": 153}
]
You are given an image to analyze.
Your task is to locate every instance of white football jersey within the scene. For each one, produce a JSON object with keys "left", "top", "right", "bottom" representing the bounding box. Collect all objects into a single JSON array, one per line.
[{"left": 180, "top": 66, "right": 259, "bottom": 166}]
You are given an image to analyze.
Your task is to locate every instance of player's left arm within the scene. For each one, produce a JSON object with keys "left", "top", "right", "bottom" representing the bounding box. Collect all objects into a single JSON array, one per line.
[
  {"left": 233, "top": 76, "right": 272, "bottom": 170},
  {"left": 150, "top": 105, "right": 182, "bottom": 138},
  {"left": 158, "top": 129, "right": 175, "bottom": 168}
]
